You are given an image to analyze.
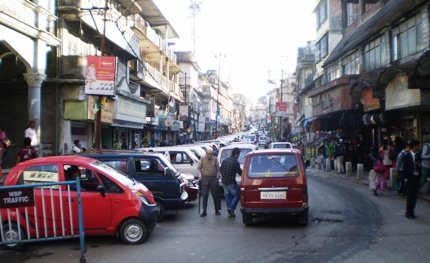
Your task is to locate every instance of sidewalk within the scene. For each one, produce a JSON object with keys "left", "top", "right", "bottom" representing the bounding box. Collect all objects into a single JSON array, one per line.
[{"left": 308, "top": 167, "right": 430, "bottom": 202}]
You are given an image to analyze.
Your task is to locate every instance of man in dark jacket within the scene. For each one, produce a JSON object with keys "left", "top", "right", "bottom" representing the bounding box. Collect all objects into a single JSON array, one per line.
[
  {"left": 402, "top": 139, "right": 420, "bottom": 219},
  {"left": 220, "top": 147, "right": 242, "bottom": 218}
]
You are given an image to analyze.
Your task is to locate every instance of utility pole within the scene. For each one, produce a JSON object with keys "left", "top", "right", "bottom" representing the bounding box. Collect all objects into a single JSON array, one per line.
[
  {"left": 189, "top": 1, "right": 201, "bottom": 55},
  {"left": 94, "top": 0, "right": 109, "bottom": 150},
  {"left": 279, "top": 69, "right": 284, "bottom": 141}
]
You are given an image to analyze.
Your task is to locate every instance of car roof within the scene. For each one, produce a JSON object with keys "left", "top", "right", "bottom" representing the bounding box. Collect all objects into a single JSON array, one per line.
[
  {"left": 248, "top": 148, "right": 301, "bottom": 155},
  {"left": 77, "top": 150, "right": 164, "bottom": 158},
  {"left": 220, "top": 143, "right": 258, "bottom": 150}
]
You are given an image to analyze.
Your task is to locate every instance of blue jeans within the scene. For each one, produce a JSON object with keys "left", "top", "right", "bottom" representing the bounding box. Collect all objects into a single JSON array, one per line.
[{"left": 223, "top": 183, "right": 240, "bottom": 211}]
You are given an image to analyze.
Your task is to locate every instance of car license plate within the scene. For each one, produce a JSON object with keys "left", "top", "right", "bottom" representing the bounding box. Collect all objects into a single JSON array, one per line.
[{"left": 260, "top": 191, "right": 286, "bottom": 199}]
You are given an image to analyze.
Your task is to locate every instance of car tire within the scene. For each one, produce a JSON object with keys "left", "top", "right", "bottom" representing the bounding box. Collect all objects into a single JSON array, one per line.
[
  {"left": 2, "top": 222, "right": 25, "bottom": 250},
  {"left": 242, "top": 213, "right": 253, "bottom": 226},
  {"left": 297, "top": 212, "right": 308, "bottom": 226},
  {"left": 119, "top": 219, "right": 149, "bottom": 245},
  {"left": 157, "top": 202, "right": 165, "bottom": 222}
]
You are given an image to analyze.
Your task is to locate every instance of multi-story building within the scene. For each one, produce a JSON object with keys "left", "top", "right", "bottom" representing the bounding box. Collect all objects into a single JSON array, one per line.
[
  {"left": 0, "top": 0, "right": 60, "bottom": 167},
  {"left": 231, "top": 93, "right": 248, "bottom": 133},
  {"left": 322, "top": 0, "right": 430, "bottom": 146},
  {"left": 301, "top": 0, "right": 430, "bottom": 162},
  {"left": 177, "top": 51, "right": 203, "bottom": 142},
  {"left": 57, "top": 0, "right": 182, "bottom": 150}
]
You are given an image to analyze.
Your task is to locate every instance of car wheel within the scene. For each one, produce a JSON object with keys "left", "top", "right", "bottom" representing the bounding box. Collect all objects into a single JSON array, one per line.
[
  {"left": 119, "top": 219, "right": 149, "bottom": 245},
  {"left": 242, "top": 213, "right": 253, "bottom": 226},
  {"left": 2, "top": 222, "right": 25, "bottom": 249},
  {"left": 157, "top": 202, "right": 165, "bottom": 222},
  {"left": 297, "top": 212, "right": 308, "bottom": 226}
]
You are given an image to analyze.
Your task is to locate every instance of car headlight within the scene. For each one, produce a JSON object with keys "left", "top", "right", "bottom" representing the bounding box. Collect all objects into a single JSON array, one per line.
[{"left": 135, "top": 191, "right": 155, "bottom": 206}]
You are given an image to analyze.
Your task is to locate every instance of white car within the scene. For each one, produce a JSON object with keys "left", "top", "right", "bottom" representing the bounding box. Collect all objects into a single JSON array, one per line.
[
  {"left": 268, "top": 142, "right": 293, "bottom": 149},
  {"left": 138, "top": 146, "right": 200, "bottom": 179},
  {"left": 258, "top": 136, "right": 268, "bottom": 146},
  {"left": 217, "top": 143, "right": 258, "bottom": 193}
]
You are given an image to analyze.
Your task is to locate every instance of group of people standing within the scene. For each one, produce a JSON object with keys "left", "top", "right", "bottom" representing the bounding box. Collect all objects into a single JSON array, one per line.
[
  {"left": 368, "top": 137, "right": 422, "bottom": 219},
  {"left": 0, "top": 121, "right": 39, "bottom": 176},
  {"left": 197, "top": 147, "right": 242, "bottom": 218}
]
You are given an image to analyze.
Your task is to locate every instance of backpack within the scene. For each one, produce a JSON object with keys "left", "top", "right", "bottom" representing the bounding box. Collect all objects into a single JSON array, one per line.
[{"left": 396, "top": 151, "right": 405, "bottom": 172}]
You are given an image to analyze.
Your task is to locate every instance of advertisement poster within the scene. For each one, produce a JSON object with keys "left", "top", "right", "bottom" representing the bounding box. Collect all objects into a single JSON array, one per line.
[{"left": 85, "top": 56, "right": 116, "bottom": 96}]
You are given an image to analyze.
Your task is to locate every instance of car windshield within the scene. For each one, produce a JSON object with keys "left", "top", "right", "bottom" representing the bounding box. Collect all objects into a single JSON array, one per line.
[
  {"left": 248, "top": 154, "right": 299, "bottom": 178},
  {"left": 90, "top": 161, "right": 136, "bottom": 185},
  {"left": 220, "top": 148, "right": 253, "bottom": 164}
]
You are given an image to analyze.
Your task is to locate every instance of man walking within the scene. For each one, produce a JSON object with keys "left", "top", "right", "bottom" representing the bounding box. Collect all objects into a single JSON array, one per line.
[
  {"left": 197, "top": 148, "right": 221, "bottom": 217},
  {"left": 220, "top": 147, "right": 242, "bottom": 218},
  {"left": 402, "top": 139, "right": 420, "bottom": 219}
]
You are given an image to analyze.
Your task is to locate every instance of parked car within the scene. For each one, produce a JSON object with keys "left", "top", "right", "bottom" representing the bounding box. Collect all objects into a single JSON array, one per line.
[
  {"left": 78, "top": 151, "right": 198, "bottom": 221},
  {"left": 0, "top": 155, "right": 158, "bottom": 246},
  {"left": 268, "top": 142, "right": 293, "bottom": 149},
  {"left": 138, "top": 146, "right": 200, "bottom": 179},
  {"left": 217, "top": 143, "right": 258, "bottom": 195},
  {"left": 240, "top": 149, "right": 309, "bottom": 226},
  {"left": 258, "top": 136, "right": 268, "bottom": 147}
]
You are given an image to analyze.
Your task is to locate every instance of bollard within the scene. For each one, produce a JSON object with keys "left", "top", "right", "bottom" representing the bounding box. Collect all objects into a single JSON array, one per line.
[
  {"left": 357, "top": 163, "right": 364, "bottom": 179},
  {"left": 346, "top": 161, "right": 352, "bottom": 176},
  {"left": 325, "top": 158, "right": 331, "bottom": 172}
]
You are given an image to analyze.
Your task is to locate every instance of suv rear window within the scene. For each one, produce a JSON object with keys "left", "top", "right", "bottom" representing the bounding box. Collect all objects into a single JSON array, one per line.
[{"left": 248, "top": 154, "right": 299, "bottom": 178}]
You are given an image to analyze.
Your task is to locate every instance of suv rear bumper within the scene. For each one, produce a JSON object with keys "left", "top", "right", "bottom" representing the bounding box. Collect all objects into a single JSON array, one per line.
[{"left": 241, "top": 207, "right": 308, "bottom": 216}]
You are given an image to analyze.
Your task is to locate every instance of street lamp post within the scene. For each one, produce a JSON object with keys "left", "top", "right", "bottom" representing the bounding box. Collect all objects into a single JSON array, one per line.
[{"left": 214, "top": 53, "right": 225, "bottom": 138}]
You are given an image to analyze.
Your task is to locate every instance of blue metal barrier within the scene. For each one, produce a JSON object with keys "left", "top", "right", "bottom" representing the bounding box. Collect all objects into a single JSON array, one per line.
[{"left": 0, "top": 178, "right": 86, "bottom": 262}]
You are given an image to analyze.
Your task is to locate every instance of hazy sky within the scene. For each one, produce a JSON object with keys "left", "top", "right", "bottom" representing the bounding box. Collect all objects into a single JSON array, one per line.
[{"left": 154, "top": 0, "right": 316, "bottom": 103}]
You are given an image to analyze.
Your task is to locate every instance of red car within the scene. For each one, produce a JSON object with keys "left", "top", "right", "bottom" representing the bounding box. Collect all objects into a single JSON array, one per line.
[
  {"left": 0, "top": 156, "right": 158, "bottom": 246},
  {"left": 240, "top": 149, "right": 309, "bottom": 225}
]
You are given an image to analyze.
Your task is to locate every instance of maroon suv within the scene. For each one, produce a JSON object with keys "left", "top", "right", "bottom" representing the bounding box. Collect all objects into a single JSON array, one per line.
[{"left": 240, "top": 149, "right": 309, "bottom": 225}]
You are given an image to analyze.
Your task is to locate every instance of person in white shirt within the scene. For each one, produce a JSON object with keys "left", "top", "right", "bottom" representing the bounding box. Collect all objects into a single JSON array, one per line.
[{"left": 24, "top": 120, "right": 37, "bottom": 146}]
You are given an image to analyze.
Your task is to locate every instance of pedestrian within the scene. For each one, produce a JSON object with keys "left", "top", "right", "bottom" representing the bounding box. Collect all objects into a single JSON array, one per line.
[
  {"left": 72, "top": 140, "right": 83, "bottom": 153},
  {"left": 24, "top": 120, "right": 38, "bottom": 147},
  {"left": 0, "top": 126, "right": 11, "bottom": 176},
  {"left": 335, "top": 138, "right": 346, "bottom": 174},
  {"left": 220, "top": 147, "right": 242, "bottom": 218},
  {"left": 325, "top": 138, "right": 335, "bottom": 171},
  {"left": 197, "top": 148, "right": 221, "bottom": 217},
  {"left": 369, "top": 147, "right": 386, "bottom": 196},
  {"left": 16, "top": 137, "right": 38, "bottom": 163},
  {"left": 396, "top": 142, "right": 409, "bottom": 195},
  {"left": 380, "top": 136, "right": 394, "bottom": 179},
  {"left": 402, "top": 139, "right": 421, "bottom": 219}
]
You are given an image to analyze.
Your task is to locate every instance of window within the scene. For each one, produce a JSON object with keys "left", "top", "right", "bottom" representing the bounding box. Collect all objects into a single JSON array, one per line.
[
  {"left": 342, "top": 51, "right": 360, "bottom": 75},
  {"left": 345, "top": 0, "right": 360, "bottom": 27},
  {"left": 324, "top": 65, "right": 341, "bottom": 83},
  {"left": 391, "top": 13, "right": 426, "bottom": 61},
  {"left": 248, "top": 154, "right": 299, "bottom": 178},
  {"left": 316, "top": 34, "right": 328, "bottom": 62},
  {"left": 364, "top": 36, "right": 387, "bottom": 71},
  {"left": 316, "top": 0, "right": 328, "bottom": 29},
  {"left": 19, "top": 164, "right": 59, "bottom": 187}
]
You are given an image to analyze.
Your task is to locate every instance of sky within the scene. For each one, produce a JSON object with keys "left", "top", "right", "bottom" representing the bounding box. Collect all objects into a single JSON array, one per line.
[{"left": 154, "top": 0, "right": 316, "bottom": 103}]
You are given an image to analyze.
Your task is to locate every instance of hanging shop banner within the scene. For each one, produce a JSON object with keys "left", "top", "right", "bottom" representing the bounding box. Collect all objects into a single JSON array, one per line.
[
  {"left": 85, "top": 56, "right": 116, "bottom": 96},
  {"left": 275, "top": 102, "right": 287, "bottom": 117}
]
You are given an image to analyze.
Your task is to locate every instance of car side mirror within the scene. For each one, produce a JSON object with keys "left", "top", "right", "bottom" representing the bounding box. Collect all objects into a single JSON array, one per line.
[{"left": 97, "top": 183, "right": 106, "bottom": 197}]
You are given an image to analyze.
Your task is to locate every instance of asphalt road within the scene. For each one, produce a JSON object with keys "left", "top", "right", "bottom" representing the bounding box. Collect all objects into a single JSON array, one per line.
[{"left": 1, "top": 170, "right": 429, "bottom": 263}]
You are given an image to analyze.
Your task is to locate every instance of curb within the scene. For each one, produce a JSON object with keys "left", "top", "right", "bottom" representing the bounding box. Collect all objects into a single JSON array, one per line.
[{"left": 308, "top": 168, "right": 430, "bottom": 202}]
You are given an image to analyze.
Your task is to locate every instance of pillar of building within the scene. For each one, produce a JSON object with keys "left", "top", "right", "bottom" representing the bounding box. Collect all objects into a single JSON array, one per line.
[{"left": 23, "top": 72, "right": 46, "bottom": 155}]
